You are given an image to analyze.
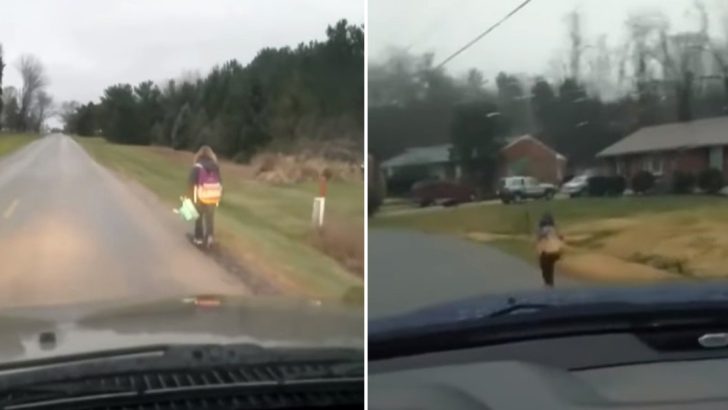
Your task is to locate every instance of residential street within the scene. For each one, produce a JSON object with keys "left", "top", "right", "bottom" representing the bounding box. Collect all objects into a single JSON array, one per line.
[
  {"left": 0, "top": 134, "right": 248, "bottom": 309},
  {"left": 369, "top": 228, "right": 580, "bottom": 319}
]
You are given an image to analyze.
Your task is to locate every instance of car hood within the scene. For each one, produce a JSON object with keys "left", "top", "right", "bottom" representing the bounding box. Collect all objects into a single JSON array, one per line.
[
  {"left": 564, "top": 180, "right": 586, "bottom": 187},
  {"left": 369, "top": 282, "right": 728, "bottom": 336},
  {"left": 0, "top": 294, "right": 363, "bottom": 363}
]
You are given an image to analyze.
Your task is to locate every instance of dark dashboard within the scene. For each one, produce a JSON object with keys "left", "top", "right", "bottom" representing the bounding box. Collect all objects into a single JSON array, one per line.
[{"left": 370, "top": 332, "right": 728, "bottom": 409}]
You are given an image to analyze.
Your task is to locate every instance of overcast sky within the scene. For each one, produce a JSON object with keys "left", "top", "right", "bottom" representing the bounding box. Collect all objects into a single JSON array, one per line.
[
  {"left": 369, "top": 0, "right": 728, "bottom": 80},
  {"left": 1, "top": 0, "right": 363, "bottom": 110}
]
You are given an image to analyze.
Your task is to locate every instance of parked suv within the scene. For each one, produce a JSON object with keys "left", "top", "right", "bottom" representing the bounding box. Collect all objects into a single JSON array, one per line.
[
  {"left": 412, "top": 179, "right": 476, "bottom": 207},
  {"left": 498, "top": 176, "right": 556, "bottom": 204}
]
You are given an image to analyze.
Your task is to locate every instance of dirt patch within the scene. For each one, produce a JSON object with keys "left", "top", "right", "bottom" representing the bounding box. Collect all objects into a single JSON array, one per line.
[
  {"left": 627, "top": 252, "right": 692, "bottom": 277},
  {"left": 561, "top": 253, "right": 679, "bottom": 282},
  {"left": 564, "top": 229, "right": 618, "bottom": 249},
  {"left": 562, "top": 213, "right": 728, "bottom": 279},
  {"left": 309, "top": 219, "right": 364, "bottom": 277}
]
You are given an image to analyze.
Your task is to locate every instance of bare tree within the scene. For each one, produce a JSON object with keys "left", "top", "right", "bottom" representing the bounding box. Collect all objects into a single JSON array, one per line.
[
  {"left": 566, "top": 9, "right": 583, "bottom": 81},
  {"left": 32, "top": 90, "right": 53, "bottom": 132},
  {"left": 692, "top": 0, "right": 728, "bottom": 106},
  {"left": 17, "top": 54, "right": 48, "bottom": 131}
]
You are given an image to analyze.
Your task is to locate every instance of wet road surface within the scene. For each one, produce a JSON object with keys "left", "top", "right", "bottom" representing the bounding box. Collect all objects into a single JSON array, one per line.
[{"left": 0, "top": 134, "right": 248, "bottom": 308}]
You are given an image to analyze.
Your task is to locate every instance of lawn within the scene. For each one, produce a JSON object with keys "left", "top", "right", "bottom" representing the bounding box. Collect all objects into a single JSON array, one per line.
[
  {"left": 77, "top": 138, "right": 364, "bottom": 303},
  {"left": 0, "top": 134, "right": 36, "bottom": 157},
  {"left": 374, "top": 196, "right": 728, "bottom": 282}
]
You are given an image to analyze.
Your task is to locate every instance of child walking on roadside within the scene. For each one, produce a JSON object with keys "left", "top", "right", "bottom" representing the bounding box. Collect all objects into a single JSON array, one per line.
[
  {"left": 188, "top": 145, "right": 223, "bottom": 248},
  {"left": 536, "top": 212, "right": 564, "bottom": 287}
]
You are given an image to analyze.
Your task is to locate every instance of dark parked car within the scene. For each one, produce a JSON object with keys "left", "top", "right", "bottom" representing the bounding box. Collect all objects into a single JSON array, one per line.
[{"left": 411, "top": 179, "right": 476, "bottom": 207}]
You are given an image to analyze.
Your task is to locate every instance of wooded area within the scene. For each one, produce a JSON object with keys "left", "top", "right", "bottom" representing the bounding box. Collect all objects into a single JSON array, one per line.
[
  {"left": 54, "top": 19, "right": 363, "bottom": 161},
  {"left": 369, "top": 4, "right": 728, "bottom": 175}
]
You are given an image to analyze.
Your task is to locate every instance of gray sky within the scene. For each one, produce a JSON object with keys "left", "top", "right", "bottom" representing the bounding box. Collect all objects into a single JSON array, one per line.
[
  {"left": 369, "top": 0, "right": 728, "bottom": 80},
  {"left": 1, "top": 0, "right": 363, "bottom": 109}
]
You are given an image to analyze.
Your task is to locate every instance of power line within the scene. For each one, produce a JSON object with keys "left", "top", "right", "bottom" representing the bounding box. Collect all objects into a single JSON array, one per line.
[{"left": 435, "top": 0, "right": 535, "bottom": 70}]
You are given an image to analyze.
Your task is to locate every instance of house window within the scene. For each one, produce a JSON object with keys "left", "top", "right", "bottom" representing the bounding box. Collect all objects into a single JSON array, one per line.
[
  {"left": 642, "top": 155, "right": 663, "bottom": 175},
  {"left": 615, "top": 158, "right": 625, "bottom": 175}
]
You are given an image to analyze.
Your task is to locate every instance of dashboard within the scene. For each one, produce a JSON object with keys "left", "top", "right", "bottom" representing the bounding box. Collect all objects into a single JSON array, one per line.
[{"left": 369, "top": 333, "right": 728, "bottom": 409}]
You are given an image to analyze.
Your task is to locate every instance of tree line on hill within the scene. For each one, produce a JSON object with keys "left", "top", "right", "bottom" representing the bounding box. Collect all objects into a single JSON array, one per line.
[
  {"left": 57, "top": 19, "right": 363, "bottom": 161},
  {"left": 369, "top": 3, "right": 728, "bottom": 186}
]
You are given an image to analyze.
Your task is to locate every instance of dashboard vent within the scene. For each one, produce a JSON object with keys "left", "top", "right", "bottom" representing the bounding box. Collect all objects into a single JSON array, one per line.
[{"left": 0, "top": 361, "right": 363, "bottom": 409}]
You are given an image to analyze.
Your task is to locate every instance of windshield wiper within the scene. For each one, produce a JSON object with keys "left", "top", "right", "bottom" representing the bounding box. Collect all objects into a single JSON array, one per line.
[
  {"left": 487, "top": 303, "right": 555, "bottom": 318},
  {"left": 370, "top": 300, "right": 728, "bottom": 361}
]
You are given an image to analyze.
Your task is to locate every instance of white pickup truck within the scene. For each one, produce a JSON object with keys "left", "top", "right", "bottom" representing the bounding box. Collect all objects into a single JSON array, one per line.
[{"left": 498, "top": 176, "right": 557, "bottom": 204}]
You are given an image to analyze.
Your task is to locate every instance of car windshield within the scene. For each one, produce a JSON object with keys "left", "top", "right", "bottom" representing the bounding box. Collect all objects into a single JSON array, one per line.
[
  {"left": 0, "top": 0, "right": 364, "bottom": 364},
  {"left": 368, "top": 0, "right": 728, "bottom": 327}
]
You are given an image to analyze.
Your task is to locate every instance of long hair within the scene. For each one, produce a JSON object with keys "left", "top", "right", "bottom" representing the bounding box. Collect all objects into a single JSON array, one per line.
[
  {"left": 539, "top": 212, "right": 555, "bottom": 228},
  {"left": 193, "top": 145, "right": 218, "bottom": 165}
]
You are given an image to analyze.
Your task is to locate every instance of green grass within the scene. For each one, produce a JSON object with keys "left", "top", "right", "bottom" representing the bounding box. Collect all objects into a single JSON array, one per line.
[
  {"left": 373, "top": 196, "right": 728, "bottom": 236},
  {"left": 76, "top": 138, "right": 363, "bottom": 301},
  {"left": 0, "top": 134, "right": 36, "bottom": 157}
]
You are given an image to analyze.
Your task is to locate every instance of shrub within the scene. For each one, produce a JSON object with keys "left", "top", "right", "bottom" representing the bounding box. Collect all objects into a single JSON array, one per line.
[
  {"left": 698, "top": 168, "right": 725, "bottom": 194},
  {"left": 587, "top": 176, "right": 608, "bottom": 196},
  {"left": 632, "top": 170, "right": 655, "bottom": 193},
  {"left": 386, "top": 174, "right": 421, "bottom": 197},
  {"left": 607, "top": 176, "right": 626, "bottom": 195},
  {"left": 368, "top": 193, "right": 382, "bottom": 216},
  {"left": 672, "top": 171, "right": 696, "bottom": 194}
]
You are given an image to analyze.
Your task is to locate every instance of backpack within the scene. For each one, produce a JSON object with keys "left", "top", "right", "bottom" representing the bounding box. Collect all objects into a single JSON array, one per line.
[
  {"left": 194, "top": 163, "right": 222, "bottom": 205},
  {"left": 537, "top": 226, "right": 563, "bottom": 255}
]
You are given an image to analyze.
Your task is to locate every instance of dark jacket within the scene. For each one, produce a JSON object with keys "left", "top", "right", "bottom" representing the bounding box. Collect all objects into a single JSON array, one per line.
[{"left": 188, "top": 157, "right": 221, "bottom": 200}]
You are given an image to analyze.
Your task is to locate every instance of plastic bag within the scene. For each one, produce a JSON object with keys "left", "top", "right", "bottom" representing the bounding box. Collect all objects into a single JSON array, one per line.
[{"left": 173, "top": 197, "right": 199, "bottom": 221}]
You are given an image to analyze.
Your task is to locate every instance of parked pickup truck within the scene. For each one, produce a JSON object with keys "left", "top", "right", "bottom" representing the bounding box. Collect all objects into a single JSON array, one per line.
[{"left": 498, "top": 176, "right": 557, "bottom": 204}]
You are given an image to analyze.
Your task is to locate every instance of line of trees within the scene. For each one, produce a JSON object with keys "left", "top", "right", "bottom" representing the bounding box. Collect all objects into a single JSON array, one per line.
[
  {"left": 369, "top": 2, "right": 728, "bottom": 184},
  {"left": 0, "top": 47, "right": 53, "bottom": 133},
  {"left": 62, "top": 20, "right": 364, "bottom": 161}
]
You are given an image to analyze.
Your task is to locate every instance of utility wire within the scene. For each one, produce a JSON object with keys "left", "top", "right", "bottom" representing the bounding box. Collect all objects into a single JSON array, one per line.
[{"left": 435, "top": 0, "right": 535, "bottom": 70}]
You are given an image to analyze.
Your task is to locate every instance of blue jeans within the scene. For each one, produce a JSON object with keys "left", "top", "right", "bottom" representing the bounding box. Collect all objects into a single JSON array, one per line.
[{"left": 194, "top": 203, "right": 215, "bottom": 241}]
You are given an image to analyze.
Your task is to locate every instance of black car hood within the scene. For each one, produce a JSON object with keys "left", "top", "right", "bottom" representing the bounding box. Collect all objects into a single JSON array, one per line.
[
  {"left": 0, "top": 294, "right": 363, "bottom": 363},
  {"left": 369, "top": 281, "right": 728, "bottom": 336}
]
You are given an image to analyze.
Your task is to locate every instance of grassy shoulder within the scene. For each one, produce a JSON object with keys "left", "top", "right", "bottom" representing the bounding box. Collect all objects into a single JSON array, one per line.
[
  {"left": 77, "top": 137, "right": 363, "bottom": 302},
  {"left": 0, "top": 134, "right": 37, "bottom": 157},
  {"left": 374, "top": 196, "right": 728, "bottom": 281}
]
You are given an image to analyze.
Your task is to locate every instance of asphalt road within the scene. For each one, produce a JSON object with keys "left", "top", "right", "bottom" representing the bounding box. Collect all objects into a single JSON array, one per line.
[
  {"left": 369, "top": 228, "right": 578, "bottom": 319},
  {"left": 0, "top": 134, "right": 248, "bottom": 309}
]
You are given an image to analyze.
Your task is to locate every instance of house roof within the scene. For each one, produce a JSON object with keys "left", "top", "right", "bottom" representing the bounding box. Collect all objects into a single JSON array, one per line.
[
  {"left": 381, "top": 135, "right": 566, "bottom": 168},
  {"left": 502, "top": 135, "right": 567, "bottom": 160},
  {"left": 380, "top": 144, "right": 452, "bottom": 168},
  {"left": 597, "top": 116, "right": 728, "bottom": 157}
]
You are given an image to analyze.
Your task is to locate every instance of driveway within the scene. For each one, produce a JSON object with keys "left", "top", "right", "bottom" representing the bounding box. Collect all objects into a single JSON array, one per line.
[{"left": 369, "top": 228, "right": 579, "bottom": 319}]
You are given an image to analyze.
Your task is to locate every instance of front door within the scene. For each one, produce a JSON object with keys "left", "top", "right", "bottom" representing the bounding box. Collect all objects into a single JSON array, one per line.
[{"left": 709, "top": 147, "right": 724, "bottom": 172}]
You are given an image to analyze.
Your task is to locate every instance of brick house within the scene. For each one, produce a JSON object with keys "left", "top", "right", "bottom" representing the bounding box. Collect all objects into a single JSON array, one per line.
[
  {"left": 496, "top": 135, "right": 567, "bottom": 185},
  {"left": 380, "top": 135, "right": 567, "bottom": 186},
  {"left": 597, "top": 117, "right": 728, "bottom": 180}
]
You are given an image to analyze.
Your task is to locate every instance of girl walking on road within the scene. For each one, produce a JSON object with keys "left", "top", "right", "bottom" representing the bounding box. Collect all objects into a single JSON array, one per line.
[
  {"left": 536, "top": 212, "right": 564, "bottom": 288},
  {"left": 189, "top": 145, "right": 223, "bottom": 248}
]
